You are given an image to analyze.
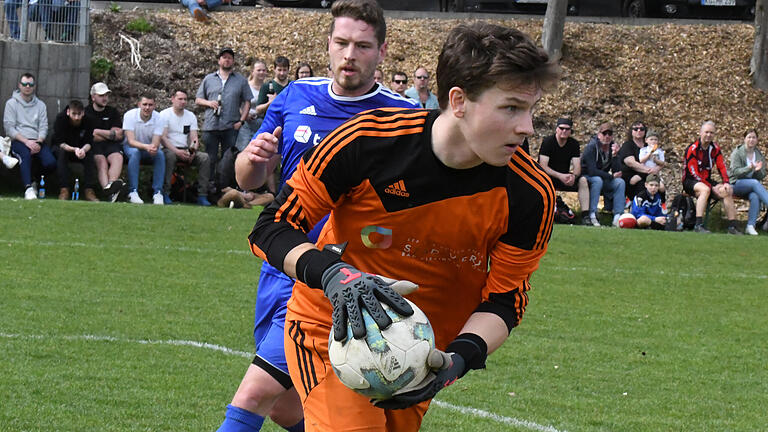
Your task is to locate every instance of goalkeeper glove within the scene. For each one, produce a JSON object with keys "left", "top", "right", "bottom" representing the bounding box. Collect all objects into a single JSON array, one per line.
[
  {"left": 321, "top": 262, "right": 416, "bottom": 341},
  {"left": 372, "top": 333, "right": 488, "bottom": 410}
]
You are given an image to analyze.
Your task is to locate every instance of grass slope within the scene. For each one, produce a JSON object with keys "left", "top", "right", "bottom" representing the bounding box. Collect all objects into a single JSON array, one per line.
[{"left": 1, "top": 199, "right": 766, "bottom": 431}]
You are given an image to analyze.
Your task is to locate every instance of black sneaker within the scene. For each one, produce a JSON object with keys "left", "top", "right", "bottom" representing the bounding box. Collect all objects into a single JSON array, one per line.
[
  {"left": 106, "top": 179, "right": 123, "bottom": 203},
  {"left": 694, "top": 224, "right": 711, "bottom": 234},
  {"left": 727, "top": 226, "right": 743, "bottom": 235},
  {"left": 581, "top": 215, "right": 592, "bottom": 226}
]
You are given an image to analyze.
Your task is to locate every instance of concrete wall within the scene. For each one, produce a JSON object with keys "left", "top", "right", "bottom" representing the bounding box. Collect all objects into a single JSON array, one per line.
[{"left": 0, "top": 40, "right": 91, "bottom": 137}]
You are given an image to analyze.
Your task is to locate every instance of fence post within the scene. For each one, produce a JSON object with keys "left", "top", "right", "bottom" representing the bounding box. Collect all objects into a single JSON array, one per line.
[
  {"left": 19, "top": 0, "right": 29, "bottom": 41},
  {"left": 77, "top": 0, "right": 89, "bottom": 44}
]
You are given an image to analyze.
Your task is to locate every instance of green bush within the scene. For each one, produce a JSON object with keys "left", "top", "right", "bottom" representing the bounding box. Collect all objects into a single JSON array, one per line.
[
  {"left": 108, "top": 1, "right": 121, "bottom": 12},
  {"left": 125, "top": 17, "right": 154, "bottom": 33},
  {"left": 90, "top": 56, "right": 114, "bottom": 82}
]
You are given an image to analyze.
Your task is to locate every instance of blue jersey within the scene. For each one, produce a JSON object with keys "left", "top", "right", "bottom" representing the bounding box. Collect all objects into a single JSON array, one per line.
[
  {"left": 255, "top": 78, "right": 418, "bottom": 280},
  {"left": 258, "top": 77, "right": 419, "bottom": 192}
]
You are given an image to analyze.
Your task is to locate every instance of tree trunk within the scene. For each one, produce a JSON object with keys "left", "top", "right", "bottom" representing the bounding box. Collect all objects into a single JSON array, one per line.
[
  {"left": 542, "top": 0, "right": 569, "bottom": 59},
  {"left": 752, "top": 0, "right": 768, "bottom": 90}
]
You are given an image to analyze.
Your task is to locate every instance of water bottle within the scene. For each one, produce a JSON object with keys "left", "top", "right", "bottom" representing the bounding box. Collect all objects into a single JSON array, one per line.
[
  {"left": 72, "top": 178, "right": 80, "bottom": 201},
  {"left": 214, "top": 93, "right": 222, "bottom": 116},
  {"left": 38, "top": 175, "right": 46, "bottom": 199}
]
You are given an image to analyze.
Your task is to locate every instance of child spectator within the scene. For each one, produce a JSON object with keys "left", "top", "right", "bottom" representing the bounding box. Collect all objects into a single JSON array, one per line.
[
  {"left": 631, "top": 174, "right": 667, "bottom": 229},
  {"left": 638, "top": 129, "right": 667, "bottom": 204}
]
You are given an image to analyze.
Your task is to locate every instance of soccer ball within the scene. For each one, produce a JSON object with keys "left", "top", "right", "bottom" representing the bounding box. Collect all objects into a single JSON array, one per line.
[
  {"left": 328, "top": 299, "right": 435, "bottom": 400},
  {"left": 618, "top": 213, "right": 638, "bottom": 228}
]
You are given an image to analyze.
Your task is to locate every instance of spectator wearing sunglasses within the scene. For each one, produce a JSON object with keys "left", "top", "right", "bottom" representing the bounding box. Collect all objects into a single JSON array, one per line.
[
  {"left": 581, "top": 122, "right": 626, "bottom": 227},
  {"left": 538, "top": 118, "right": 590, "bottom": 223},
  {"left": 405, "top": 66, "right": 439, "bottom": 109},
  {"left": 390, "top": 71, "right": 409, "bottom": 98},
  {"left": 618, "top": 120, "right": 660, "bottom": 200},
  {"left": 3, "top": 72, "right": 55, "bottom": 200}
]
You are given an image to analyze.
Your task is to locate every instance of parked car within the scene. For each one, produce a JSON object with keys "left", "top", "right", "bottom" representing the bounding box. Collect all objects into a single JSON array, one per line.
[{"left": 441, "top": 0, "right": 755, "bottom": 19}]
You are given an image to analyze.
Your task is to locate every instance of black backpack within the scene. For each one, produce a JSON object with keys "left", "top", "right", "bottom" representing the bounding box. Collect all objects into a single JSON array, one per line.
[
  {"left": 666, "top": 194, "right": 696, "bottom": 231},
  {"left": 554, "top": 195, "right": 576, "bottom": 224}
]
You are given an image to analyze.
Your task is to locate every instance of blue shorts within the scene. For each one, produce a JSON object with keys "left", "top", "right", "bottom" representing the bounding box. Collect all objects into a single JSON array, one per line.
[
  {"left": 251, "top": 263, "right": 294, "bottom": 388},
  {"left": 250, "top": 214, "right": 329, "bottom": 389}
]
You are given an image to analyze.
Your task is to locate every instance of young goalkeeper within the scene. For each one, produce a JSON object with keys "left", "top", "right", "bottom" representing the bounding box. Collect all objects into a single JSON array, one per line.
[{"left": 249, "top": 21, "right": 560, "bottom": 431}]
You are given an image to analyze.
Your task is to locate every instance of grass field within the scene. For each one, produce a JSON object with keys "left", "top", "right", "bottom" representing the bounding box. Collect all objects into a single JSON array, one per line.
[{"left": 1, "top": 198, "right": 767, "bottom": 432}]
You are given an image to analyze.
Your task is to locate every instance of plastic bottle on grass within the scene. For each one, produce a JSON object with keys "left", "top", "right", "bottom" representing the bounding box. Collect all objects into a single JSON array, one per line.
[{"left": 38, "top": 175, "right": 46, "bottom": 199}]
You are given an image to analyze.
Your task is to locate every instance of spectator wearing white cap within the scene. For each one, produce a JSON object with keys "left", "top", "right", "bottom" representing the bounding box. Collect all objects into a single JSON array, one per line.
[{"left": 85, "top": 82, "right": 124, "bottom": 202}]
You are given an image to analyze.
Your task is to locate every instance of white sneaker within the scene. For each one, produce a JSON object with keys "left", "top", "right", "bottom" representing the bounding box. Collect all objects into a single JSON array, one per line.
[
  {"left": 590, "top": 214, "right": 601, "bottom": 227},
  {"left": 128, "top": 191, "right": 144, "bottom": 204},
  {"left": 24, "top": 186, "right": 37, "bottom": 200},
  {"left": 152, "top": 191, "right": 164, "bottom": 205},
  {"left": 2, "top": 154, "right": 18, "bottom": 169},
  {"left": 745, "top": 225, "right": 758, "bottom": 236},
  {"left": 612, "top": 214, "right": 621, "bottom": 227}
]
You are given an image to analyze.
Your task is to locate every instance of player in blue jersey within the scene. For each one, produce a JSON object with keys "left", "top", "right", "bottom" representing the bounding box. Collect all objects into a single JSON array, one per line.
[{"left": 216, "top": 1, "right": 418, "bottom": 431}]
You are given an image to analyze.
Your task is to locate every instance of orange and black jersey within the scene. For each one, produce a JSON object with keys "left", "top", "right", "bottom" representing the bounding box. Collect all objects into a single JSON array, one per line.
[{"left": 249, "top": 108, "right": 555, "bottom": 349}]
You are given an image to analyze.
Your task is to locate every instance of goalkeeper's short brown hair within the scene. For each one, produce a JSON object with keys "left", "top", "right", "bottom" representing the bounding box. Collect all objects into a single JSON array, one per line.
[{"left": 436, "top": 22, "right": 560, "bottom": 110}]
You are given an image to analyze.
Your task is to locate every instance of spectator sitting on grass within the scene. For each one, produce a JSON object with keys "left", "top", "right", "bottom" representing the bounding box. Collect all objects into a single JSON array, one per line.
[
  {"left": 52, "top": 100, "right": 98, "bottom": 201},
  {"left": 581, "top": 122, "right": 626, "bottom": 227},
  {"left": 122, "top": 95, "right": 166, "bottom": 205},
  {"left": 728, "top": 129, "right": 768, "bottom": 235},
  {"left": 630, "top": 173, "right": 666, "bottom": 229}
]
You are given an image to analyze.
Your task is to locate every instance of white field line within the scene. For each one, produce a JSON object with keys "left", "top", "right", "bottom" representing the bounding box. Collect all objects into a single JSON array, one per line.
[
  {"left": 431, "top": 400, "right": 567, "bottom": 432},
  {"left": 0, "top": 332, "right": 566, "bottom": 432}
]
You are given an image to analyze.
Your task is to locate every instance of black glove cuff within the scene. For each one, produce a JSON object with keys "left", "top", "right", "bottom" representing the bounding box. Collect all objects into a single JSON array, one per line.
[
  {"left": 446, "top": 333, "right": 488, "bottom": 377},
  {"left": 295, "top": 243, "right": 345, "bottom": 289}
]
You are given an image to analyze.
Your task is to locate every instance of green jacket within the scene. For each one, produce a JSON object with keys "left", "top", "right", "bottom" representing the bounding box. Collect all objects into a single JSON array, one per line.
[{"left": 728, "top": 143, "right": 766, "bottom": 182}]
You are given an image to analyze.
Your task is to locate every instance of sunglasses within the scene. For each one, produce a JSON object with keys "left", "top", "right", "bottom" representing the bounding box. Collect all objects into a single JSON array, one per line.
[
  {"left": 600, "top": 130, "right": 613, "bottom": 136},
  {"left": 557, "top": 126, "right": 572, "bottom": 131},
  {"left": 415, "top": 75, "right": 429, "bottom": 80},
  {"left": 393, "top": 79, "right": 407, "bottom": 84},
  {"left": 632, "top": 127, "right": 647, "bottom": 131},
  {"left": 20, "top": 82, "right": 35, "bottom": 87}
]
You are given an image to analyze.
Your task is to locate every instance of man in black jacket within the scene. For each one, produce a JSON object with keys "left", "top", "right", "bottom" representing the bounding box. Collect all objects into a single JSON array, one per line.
[{"left": 52, "top": 100, "right": 98, "bottom": 201}]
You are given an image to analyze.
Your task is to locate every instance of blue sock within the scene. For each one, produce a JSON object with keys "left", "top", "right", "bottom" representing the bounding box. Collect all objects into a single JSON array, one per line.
[
  {"left": 216, "top": 404, "right": 265, "bottom": 432},
  {"left": 282, "top": 419, "right": 304, "bottom": 432}
]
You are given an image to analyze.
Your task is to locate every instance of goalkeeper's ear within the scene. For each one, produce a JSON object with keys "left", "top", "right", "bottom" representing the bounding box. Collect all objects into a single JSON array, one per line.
[{"left": 377, "top": 276, "right": 418, "bottom": 296}]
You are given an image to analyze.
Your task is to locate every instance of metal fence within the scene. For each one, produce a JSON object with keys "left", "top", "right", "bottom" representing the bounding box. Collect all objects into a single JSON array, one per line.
[{"left": 1, "top": 0, "right": 90, "bottom": 44}]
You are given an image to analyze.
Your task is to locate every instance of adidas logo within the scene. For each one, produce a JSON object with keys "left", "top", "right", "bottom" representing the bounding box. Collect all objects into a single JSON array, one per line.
[
  {"left": 299, "top": 105, "right": 317, "bottom": 115},
  {"left": 385, "top": 355, "right": 402, "bottom": 374},
  {"left": 384, "top": 180, "right": 409, "bottom": 197}
]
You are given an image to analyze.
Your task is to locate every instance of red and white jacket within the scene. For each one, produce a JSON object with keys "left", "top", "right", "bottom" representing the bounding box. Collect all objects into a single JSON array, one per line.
[{"left": 683, "top": 139, "right": 729, "bottom": 188}]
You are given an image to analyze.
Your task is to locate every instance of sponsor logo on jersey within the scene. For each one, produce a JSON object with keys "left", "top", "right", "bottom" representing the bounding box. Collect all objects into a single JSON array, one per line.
[
  {"left": 361, "top": 225, "right": 392, "bottom": 249},
  {"left": 384, "top": 180, "right": 409, "bottom": 197},
  {"left": 299, "top": 105, "right": 317, "bottom": 116},
  {"left": 294, "top": 125, "right": 312, "bottom": 143}
]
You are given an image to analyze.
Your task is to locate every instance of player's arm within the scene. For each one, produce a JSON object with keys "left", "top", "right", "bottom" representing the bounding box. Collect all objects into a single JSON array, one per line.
[{"left": 236, "top": 89, "right": 287, "bottom": 190}]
